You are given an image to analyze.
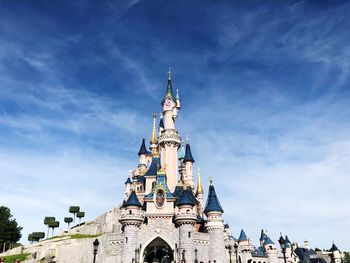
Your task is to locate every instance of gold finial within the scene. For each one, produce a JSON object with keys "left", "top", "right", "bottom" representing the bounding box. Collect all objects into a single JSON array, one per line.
[
  {"left": 209, "top": 176, "right": 213, "bottom": 186},
  {"left": 168, "top": 67, "right": 172, "bottom": 80},
  {"left": 196, "top": 166, "right": 204, "bottom": 195}
]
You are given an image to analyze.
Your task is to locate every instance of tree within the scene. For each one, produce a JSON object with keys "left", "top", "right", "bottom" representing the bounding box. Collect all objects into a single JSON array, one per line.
[
  {"left": 28, "top": 232, "right": 45, "bottom": 243},
  {"left": 0, "top": 206, "right": 22, "bottom": 253},
  {"left": 76, "top": 212, "right": 85, "bottom": 225},
  {"left": 64, "top": 217, "right": 73, "bottom": 231},
  {"left": 43, "top": 217, "right": 55, "bottom": 239},
  {"left": 68, "top": 206, "right": 80, "bottom": 225},
  {"left": 48, "top": 221, "right": 60, "bottom": 237},
  {"left": 344, "top": 252, "right": 350, "bottom": 263}
]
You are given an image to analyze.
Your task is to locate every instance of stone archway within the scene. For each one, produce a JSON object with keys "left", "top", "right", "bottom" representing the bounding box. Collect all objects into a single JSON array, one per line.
[{"left": 142, "top": 237, "right": 174, "bottom": 263}]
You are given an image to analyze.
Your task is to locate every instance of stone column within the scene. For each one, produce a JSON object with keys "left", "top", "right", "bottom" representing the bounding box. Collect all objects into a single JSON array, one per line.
[
  {"left": 207, "top": 226, "right": 226, "bottom": 262},
  {"left": 122, "top": 224, "right": 139, "bottom": 263}
]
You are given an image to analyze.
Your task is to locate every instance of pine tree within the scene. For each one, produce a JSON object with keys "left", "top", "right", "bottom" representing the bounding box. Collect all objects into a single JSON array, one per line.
[{"left": 0, "top": 206, "right": 23, "bottom": 253}]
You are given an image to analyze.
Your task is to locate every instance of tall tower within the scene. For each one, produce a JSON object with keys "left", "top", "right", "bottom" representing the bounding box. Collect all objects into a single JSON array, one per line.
[
  {"left": 158, "top": 69, "right": 181, "bottom": 192},
  {"left": 204, "top": 177, "right": 226, "bottom": 262}
]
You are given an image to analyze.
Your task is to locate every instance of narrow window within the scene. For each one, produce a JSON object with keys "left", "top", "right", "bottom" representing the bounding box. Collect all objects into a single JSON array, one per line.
[{"left": 188, "top": 232, "right": 191, "bottom": 238}]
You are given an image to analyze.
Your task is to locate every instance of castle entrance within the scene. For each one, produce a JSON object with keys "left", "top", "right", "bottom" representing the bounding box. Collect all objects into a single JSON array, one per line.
[{"left": 142, "top": 237, "right": 174, "bottom": 263}]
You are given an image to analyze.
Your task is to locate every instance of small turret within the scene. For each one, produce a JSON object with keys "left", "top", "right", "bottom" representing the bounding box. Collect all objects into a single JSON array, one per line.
[
  {"left": 204, "top": 177, "right": 226, "bottom": 262},
  {"left": 158, "top": 113, "right": 164, "bottom": 133},
  {"left": 330, "top": 242, "right": 341, "bottom": 263},
  {"left": 260, "top": 229, "right": 267, "bottom": 246},
  {"left": 175, "top": 88, "right": 181, "bottom": 109},
  {"left": 183, "top": 140, "right": 195, "bottom": 188},
  {"left": 204, "top": 177, "right": 223, "bottom": 214},
  {"left": 138, "top": 138, "right": 148, "bottom": 167},
  {"left": 124, "top": 176, "right": 132, "bottom": 198},
  {"left": 238, "top": 229, "right": 248, "bottom": 242}
]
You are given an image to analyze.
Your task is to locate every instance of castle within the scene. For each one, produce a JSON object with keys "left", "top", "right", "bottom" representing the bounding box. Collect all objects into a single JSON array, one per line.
[{"left": 0, "top": 71, "right": 344, "bottom": 263}]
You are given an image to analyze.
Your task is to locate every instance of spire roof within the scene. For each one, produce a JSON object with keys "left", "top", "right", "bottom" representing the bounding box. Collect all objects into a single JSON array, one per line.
[
  {"left": 285, "top": 235, "right": 291, "bottom": 244},
  {"left": 176, "top": 186, "right": 197, "bottom": 207},
  {"left": 162, "top": 68, "right": 175, "bottom": 103},
  {"left": 264, "top": 236, "right": 275, "bottom": 245},
  {"left": 159, "top": 116, "right": 164, "bottom": 129},
  {"left": 330, "top": 243, "right": 339, "bottom": 252},
  {"left": 196, "top": 167, "right": 204, "bottom": 195},
  {"left": 123, "top": 190, "right": 142, "bottom": 207},
  {"left": 260, "top": 229, "right": 267, "bottom": 241},
  {"left": 125, "top": 177, "right": 132, "bottom": 185},
  {"left": 138, "top": 138, "right": 148, "bottom": 156},
  {"left": 203, "top": 178, "right": 223, "bottom": 214},
  {"left": 183, "top": 143, "right": 195, "bottom": 163},
  {"left": 176, "top": 89, "right": 180, "bottom": 100},
  {"left": 238, "top": 229, "right": 248, "bottom": 241},
  {"left": 178, "top": 140, "right": 185, "bottom": 160},
  {"left": 144, "top": 157, "right": 161, "bottom": 177}
]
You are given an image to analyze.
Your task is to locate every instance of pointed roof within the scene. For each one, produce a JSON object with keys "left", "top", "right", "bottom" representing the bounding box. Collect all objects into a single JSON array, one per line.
[
  {"left": 238, "top": 229, "right": 248, "bottom": 241},
  {"left": 123, "top": 190, "right": 141, "bottom": 207},
  {"left": 178, "top": 140, "right": 185, "bottom": 160},
  {"left": 138, "top": 138, "right": 147, "bottom": 156},
  {"left": 144, "top": 157, "right": 161, "bottom": 176},
  {"left": 162, "top": 68, "right": 175, "bottom": 104},
  {"left": 159, "top": 117, "right": 164, "bottom": 129},
  {"left": 330, "top": 243, "right": 339, "bottom": 252},
  {"left": 203, "top": 178, "right": 223, "bottom": 214},
  {"left": 196, "top": 167, "right": 204, "bottom": 195},
  {"left": 176, "top": 89, "right": 180, "bottom": 100},
  {"left": 264, "top": 236, "right": 275, "bottom": 245},
  {"left": 176, "top": 186, "right": 197, "bottom": 207},
  {"left": 260, "top": 229, "right": 266, "bottom": 241},
  {"left": 183, "top": 143, "right": 195, "bottom": 163},
  {"left": 125, "top": 177, "right": 132, "bottom": 185},
  {"left": 285, "top": 235, "right": 291, "bottom": 244}
]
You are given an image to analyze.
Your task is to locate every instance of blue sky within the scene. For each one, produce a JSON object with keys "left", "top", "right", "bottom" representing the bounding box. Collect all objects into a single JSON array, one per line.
[{"left": 1, "top": 0, "right": 350, "bottom": 250}]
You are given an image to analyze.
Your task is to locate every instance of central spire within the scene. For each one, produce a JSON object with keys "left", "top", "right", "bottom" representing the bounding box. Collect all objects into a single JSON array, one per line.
[
  {"left": 196, "top": 167, "right": 204, "bottom": 195},
  {"left": 150, "top": 113, "right": 159, "bottom": 156}
]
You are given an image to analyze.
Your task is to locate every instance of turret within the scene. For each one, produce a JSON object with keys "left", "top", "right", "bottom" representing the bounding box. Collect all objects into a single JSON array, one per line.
[
  {"left": 178, "top": 139, "right": 186, "bottom": 182},
  {"left": 124, "top": 176, "right": 132, "bottom": 198},
  {"left": 330, "top": 242, "right": 341, "bottom": 263},
  {"left": 174, "top": 186, "right": 197, "bottom": 263},
  {"left": 183, "top": 141, "right": 195, "bottom": 188},
  {"left": 138, "top": 138, "right": 148, "bottom": 168},
  {"left": 175, "top": 88, "right": 181, "bottom": 109},
  {"left": 158, "top": 113, "right": 164, "bottom": 134},
  {"left": 119, "top": 190, "right": 145, "bottom": 263},
  {"left": 263, "top": 233, "right": 278, "bottom": 263},
  {"left": 260, "top": 229, "right": 267, "bottom": 247},
  {"left": 204, "top": 177, "right": 225, "bottom": 262},
  {"left": 195, "top": 167, "right": 204, "bottom": 215}
]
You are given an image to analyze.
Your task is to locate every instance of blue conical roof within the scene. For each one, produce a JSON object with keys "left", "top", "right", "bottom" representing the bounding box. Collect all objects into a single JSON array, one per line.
[
  {"left": 159, "top": 118, "right": 164, "bottom": 129},
  {"left": 138, "top": 138, "right": 148, "bottom": 156},
  {"left": 124, "top": 190, "right": 141, "bottom": 207},
  {"left": 144, "top": 157, "right": 160, "bottom": 176},
  {"left": 183, "top": 143, "right": 195, "bottom": 163},
  {"left": 330, "top": 243, "right": 339, "bottom": 252},
  {"left": 238, "top": 229, "right": 248, "bottom": 241},
  {"left": 125, "top": 177, "right": 131, "bottom": 185},
  {"left": 264, "top": 236, "right": 275, "bottom": 245},
  {"left": 176, "top": 187, "right": 197, "bottom": 207},
  {"left": 204, "top": 183, "right": 223, "bottom": 214},
  {"left": 178, "top": 143, "right": 185, "bottom": 160},
  {"left": 260, "top": 229, "right": 266, "bottom": 241},
  {"left": 285, "top": 235, "right": 291, "bottom": 244}
]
